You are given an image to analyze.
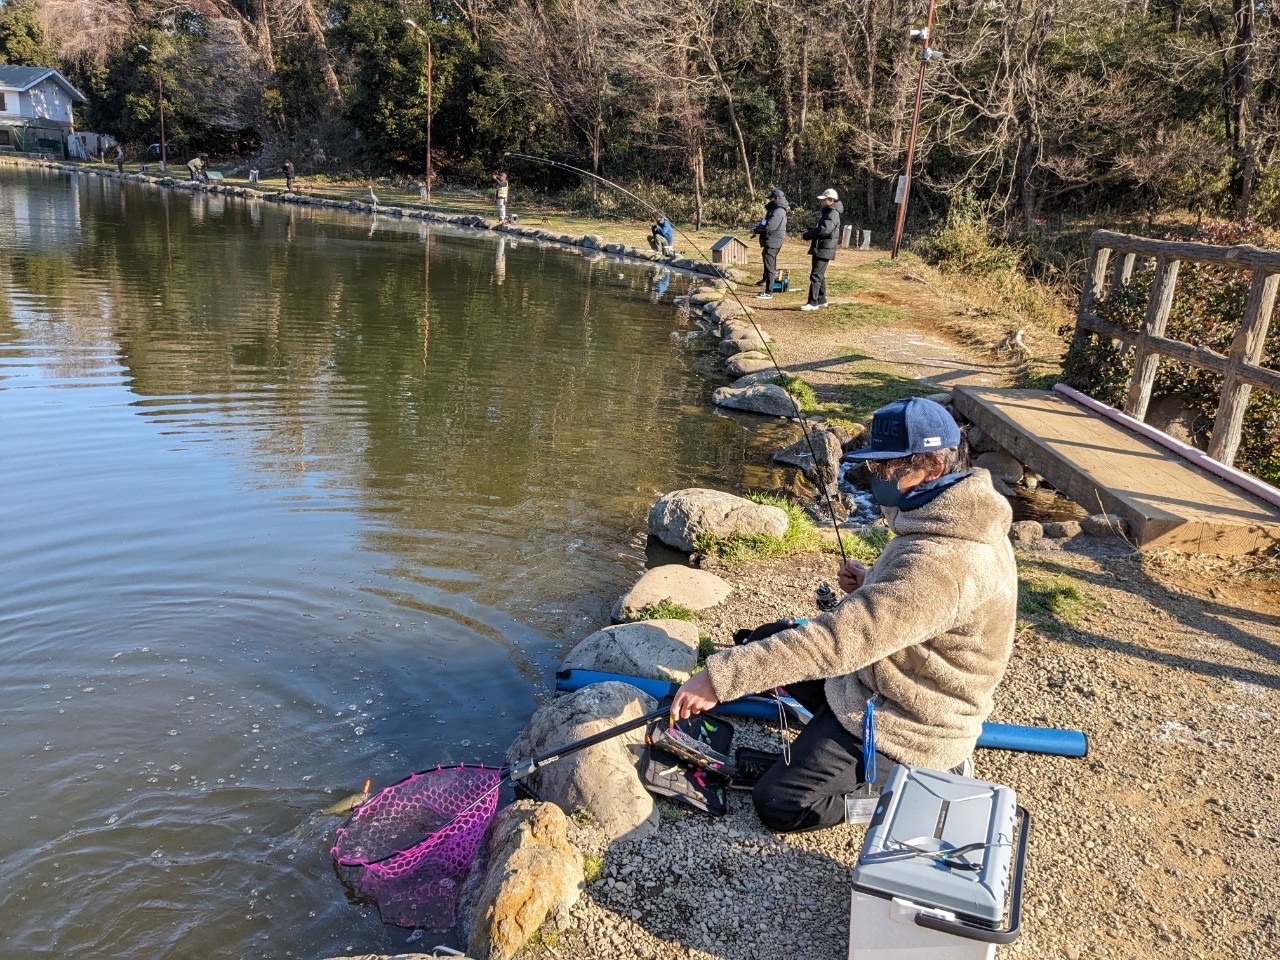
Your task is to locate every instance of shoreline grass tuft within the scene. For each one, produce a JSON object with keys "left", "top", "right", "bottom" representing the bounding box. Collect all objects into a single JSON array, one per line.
[
  {"left": 1017, "top": 563, "right": 1092, "bottom": 635},
  {"left": 768, "top": 374, "right": 817, "bottom": 413},
  {"left": 693, "top": 492, "right": 828, "bottom": 563},
  {"left": 620, "top": 600, "right": 699, "bottom": 623}
]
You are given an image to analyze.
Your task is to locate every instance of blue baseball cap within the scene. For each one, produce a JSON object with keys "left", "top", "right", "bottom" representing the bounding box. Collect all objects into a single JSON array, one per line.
[{"left": 844, "top": 397, "right": 961, "bottom": 461}]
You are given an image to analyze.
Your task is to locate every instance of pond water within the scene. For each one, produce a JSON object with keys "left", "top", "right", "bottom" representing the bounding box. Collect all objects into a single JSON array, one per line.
[{"left": 0, "top": 166, "right": 774, "bottom": 957}]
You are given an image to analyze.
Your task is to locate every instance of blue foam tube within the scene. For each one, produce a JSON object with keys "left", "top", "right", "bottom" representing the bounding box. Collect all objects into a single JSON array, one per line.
[{"left": 554, "top": 669, "right": 1088, "bottom": 758}]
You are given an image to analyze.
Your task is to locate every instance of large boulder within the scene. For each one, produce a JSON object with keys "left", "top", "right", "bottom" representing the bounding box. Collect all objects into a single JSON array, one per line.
[
  {"left": 504, "top": 684, "right": 658, "bottom": 840},
  {"left": 773, "top": 426, "right": 845, "bottom": 488},
  {"left": 725, "top": 353, "right": 776, "bottom": 377},
  {"left": 721, "top": 318, "right": 767, "bottom": 342},
  {"left": 459, "top": 800, "right": 584, "bottom": 960},
  {"left": 732, "top": 370, "right": 780, "bottom": 389},
  {"left": 720, "top": 336, "right": 770, "bottom": 357},
  {"left": 975, "top": 450, "right": 1025, "bottom": 485},
  {"left": 706, "top": 298, "right": 750, "bottom": 323},
  {"left": 611, "top": 565, "right": 732, "bottom": 624},
  {"left": 712, "top": 383, "right": 798, "bottom": 417},
  {"left": 648, "top": 488, "right": 789, "bottom": 553},
  {"left": 561, "top": 619, "right": 700, "bottom": 681}
]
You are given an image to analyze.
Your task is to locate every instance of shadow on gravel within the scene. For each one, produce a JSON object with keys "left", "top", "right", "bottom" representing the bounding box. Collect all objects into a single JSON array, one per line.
[{"left": 1019, "top": 549, "right": 1280, "bottom": 690}]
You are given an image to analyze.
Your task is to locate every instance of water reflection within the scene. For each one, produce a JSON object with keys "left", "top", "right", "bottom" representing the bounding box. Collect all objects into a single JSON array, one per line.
[{"left": 0, "top": 165, "right": 769, "bottom": 958}]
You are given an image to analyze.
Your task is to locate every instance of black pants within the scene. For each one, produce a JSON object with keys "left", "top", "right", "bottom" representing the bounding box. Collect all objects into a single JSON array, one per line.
[
  {"left": 752, "top": 679, "right": 895, "bottom": 833},
  {"left": 761, "top": 246, "right": 779, "bottom": 290},
  {"left": 807, "top": 257, "right": 830, "bottom": 306}
]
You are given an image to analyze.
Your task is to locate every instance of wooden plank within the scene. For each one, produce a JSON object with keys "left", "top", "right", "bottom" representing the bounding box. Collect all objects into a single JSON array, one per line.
[
  {"left": 1124, "top": 256, "right": 1180, "bottom": 421},
  {"left": 1077, "top": 313, "right": 1280, "bottom": 392},
  {"left": 1208, "top": 270, "right": 1280, "bottom": 464},
  {"left": 1092, "top": 230, "right": 1280, "bottom": 272},
  {"left": 1072, "top": 244, "right": 1112, "bottom": 353},
  {"left": 1109, "top": 251, "right": 1137, "bottom": 294},
  {"left": 954, "top": 386, "right": 1280, "bottom": 556}
]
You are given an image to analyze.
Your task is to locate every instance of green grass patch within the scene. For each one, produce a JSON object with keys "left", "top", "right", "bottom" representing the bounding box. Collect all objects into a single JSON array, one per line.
[
  {"left": 818, "top": 302, "right": 908, "bottom": 328},
  {"left": 659, "top": 803, "right": 688, "bottom": 822},
  {"left": 621, "top": 600, "right": 699, "bottom": 623},
  {"left": 582, "top": 853, "right": 604, "bottom": 884},
  {"left": 842, "top": 526, "right": 893, "bottom": 563},
  {"left": 824, "top": 273, "right": 874, "bottom": 297},
  {"left": 769, "top": 374, "right": 817, "bottom": 412},
  {"left": 693, "top": 492, "right": 832, "bottom": 563},
  {"left": 697, "top": 632, "right": 716, "bottom": 664},
  {"left": 1017, "top": 565, "right": 1091, "bottom": 635},
  {"left": 829, "top": 358, "right": 938, "bottom": 419}
]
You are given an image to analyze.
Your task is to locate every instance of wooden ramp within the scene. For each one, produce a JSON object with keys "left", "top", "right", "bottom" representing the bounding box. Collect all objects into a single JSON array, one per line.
[{"left": 952, "top": 386, "right": 1280, "bottom": 555}]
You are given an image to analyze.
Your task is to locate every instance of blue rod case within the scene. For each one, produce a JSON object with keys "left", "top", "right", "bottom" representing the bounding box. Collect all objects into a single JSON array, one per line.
[{"left": 554, "top": 669, "right": 1087, "bottom": 758}]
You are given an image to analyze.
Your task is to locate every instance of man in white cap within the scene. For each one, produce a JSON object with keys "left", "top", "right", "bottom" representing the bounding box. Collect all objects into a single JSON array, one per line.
[
  {"left": 800, "top": 188, "right": 842, "bottom": 310},
  {"left": 671, "top": 396, "right": 1018, "bottom": 832}
]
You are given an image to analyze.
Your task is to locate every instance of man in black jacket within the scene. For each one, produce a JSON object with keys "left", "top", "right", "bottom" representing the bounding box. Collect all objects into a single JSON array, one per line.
[
  {"left": 801, "top": 189, "right": 843, "bottom": 310},
  {"left": 750, "top": 189, "right": 789, "bottom": 299}
]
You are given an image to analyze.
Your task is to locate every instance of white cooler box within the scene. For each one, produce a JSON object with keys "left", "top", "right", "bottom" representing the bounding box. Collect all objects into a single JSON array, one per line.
[{"left": 850, "top": 764, "right": 1029, "bottom": 960}]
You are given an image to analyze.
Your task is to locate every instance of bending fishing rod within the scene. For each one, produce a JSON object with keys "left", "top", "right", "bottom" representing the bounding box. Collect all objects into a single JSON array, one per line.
[{"left": 504, "top": 151, "right": 850, "bottom": 563}]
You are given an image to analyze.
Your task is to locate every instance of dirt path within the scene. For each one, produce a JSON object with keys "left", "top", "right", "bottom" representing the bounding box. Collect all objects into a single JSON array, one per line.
[{"left": 741, "top": 251, "right": 1022, "bottom": 415}]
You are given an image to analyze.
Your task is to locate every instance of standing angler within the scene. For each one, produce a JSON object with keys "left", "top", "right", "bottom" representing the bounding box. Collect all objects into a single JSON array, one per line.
[
  {"left": 751, "top": 189, "right": 789, "bottom": 300},
  {"left": 493, "top": 170, "right": 510, "bottom": 222},
  {"left": 800, "top": 188, "right": 842, "bottom": 310}
]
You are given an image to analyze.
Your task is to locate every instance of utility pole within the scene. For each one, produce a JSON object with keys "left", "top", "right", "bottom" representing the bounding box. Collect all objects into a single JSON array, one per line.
[
  {"left": 890, "top": 0, "right": 940, "bottom": 260},
  {"left": 404, "top": 19, "right": 433, "bottom": 204}
]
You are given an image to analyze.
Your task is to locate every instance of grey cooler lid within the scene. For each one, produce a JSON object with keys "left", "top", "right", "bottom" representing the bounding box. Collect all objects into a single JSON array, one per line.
[{"left": 853, "top": 764, "right": 1018, "bottom": 924}]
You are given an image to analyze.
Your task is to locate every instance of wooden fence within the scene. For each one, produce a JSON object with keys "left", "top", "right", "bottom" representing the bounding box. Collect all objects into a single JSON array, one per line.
[{"left": 1072, "top": 230, "right": 1280, "bottom": 467}]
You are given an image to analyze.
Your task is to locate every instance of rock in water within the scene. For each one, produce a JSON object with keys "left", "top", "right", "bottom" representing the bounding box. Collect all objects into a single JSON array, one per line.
[
  {"left": 648, "top": 488, "right": 790, "bottom": 553},
  {"left": 711, "top": 383, "right": 798, "bottom": 417},
  {"left": 724, "top": 353, "right": 775, "bottom": 377},
  {"left": 773, "top": 426, "right": 844, "bottom": 488},
  {"left": 459, "top": 800, "right": 584, "bottom": 960},
  {"left": 505, "top": 683, "right": 658, "bottom": 841}
]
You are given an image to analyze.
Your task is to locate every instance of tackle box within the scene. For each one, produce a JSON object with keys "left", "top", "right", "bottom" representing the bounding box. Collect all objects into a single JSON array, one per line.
[{"left": 849, "top": 764, "right": 1029, "bottom": 960}]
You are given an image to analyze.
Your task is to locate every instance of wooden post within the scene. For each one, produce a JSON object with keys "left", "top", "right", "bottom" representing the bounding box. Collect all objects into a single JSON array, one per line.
[
  {"left": 1207, "top": 269, "right": 1280, "bottom": 464},
  {"left": 1072, "top": 243, "right": 1112, "bottom": 351},
  {"left": 1110, "top": 252, "right": 1136, "bottom": 292},
  {"left": 1124, "top": 256, "right": 1181, "bottom": 421}
]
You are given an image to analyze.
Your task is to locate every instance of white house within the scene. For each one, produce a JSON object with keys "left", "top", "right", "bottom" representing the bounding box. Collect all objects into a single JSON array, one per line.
[{"left": 0, "top": 65, "right": 88, "bottom": 157}]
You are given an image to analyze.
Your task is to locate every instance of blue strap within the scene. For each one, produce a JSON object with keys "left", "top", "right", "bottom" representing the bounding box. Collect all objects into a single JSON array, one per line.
[{"left": 862, "top": 696, "right": 877, "bottom": 785}]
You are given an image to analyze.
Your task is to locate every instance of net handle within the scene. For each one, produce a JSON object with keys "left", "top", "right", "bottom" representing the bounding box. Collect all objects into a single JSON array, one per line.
[{"left": 505, "top": 705, "right": 670, "bottom": 781}]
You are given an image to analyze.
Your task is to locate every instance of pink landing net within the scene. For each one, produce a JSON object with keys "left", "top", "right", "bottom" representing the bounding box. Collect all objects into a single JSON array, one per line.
[{"left": 331, "top": 764, "right": 503, "bottom": 929}]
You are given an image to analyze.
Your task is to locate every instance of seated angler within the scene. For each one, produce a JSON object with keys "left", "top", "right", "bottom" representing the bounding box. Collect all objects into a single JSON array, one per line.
[
  {"left": 648, "top": 212, "right": 675, "bottom": 256},
  {"left": 671, "top": 397, "right": 1018, "bottom": 832}
]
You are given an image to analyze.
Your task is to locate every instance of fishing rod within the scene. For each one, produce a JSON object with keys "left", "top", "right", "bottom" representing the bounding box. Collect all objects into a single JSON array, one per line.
[{"left": 504, "top": 151, "right": 850, "bottom": 563}]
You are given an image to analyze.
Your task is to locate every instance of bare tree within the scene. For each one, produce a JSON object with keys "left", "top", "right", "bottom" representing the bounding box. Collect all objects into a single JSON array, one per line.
[{"left": 484, "top": 0, "right": 616, "bottom": 189}]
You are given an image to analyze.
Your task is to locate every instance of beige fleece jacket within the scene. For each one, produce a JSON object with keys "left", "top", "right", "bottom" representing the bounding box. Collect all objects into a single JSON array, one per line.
[{"left": 704, "top": 468, "right": 1017, "bottom": 771}]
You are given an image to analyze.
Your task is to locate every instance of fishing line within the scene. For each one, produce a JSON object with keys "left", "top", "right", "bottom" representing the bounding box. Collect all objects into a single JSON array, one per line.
[{"left": 504, "top": 151, "right": 850, "bottom": 563}]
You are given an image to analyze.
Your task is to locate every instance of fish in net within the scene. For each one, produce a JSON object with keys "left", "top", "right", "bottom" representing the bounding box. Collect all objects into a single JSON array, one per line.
[
  {"left": 330, "top": 704, "right": 668, "bottom": 929},
  {"left": 331, "top": 765, "right": 502, "bottom": 929}
]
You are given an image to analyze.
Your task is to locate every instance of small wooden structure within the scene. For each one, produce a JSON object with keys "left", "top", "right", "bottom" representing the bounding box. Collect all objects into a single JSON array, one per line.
[
  {"left": 954, "top": 229, "right": 1280, "bottom": 555},
  {"left": 711, "top": 235, "right": 750, "bottom": 266},
  {"left": 954, "top": 386, "right": 1280, "bottom": 554},
  {"left": 1072, "top": 230, "right": 1280, "bottom": 466}
]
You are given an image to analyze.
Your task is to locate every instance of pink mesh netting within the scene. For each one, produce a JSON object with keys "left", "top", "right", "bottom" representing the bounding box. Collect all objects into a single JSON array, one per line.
[{"left": 331, "top": 765, "right": 503, "bottom": 929}]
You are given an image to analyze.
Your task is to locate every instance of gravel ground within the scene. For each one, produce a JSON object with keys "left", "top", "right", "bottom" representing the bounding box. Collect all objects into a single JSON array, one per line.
[{"left": 512, "top": 543, "right": 1280, "bottom": 960}]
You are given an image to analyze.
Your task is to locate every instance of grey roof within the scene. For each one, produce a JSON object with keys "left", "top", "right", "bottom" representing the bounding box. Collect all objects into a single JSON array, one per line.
[
  {"left": 711, "top": 235, "right": 748, "bottom": 250},
  {"left": 0, "top": 65, "right": 87, "bottom": 102}
]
